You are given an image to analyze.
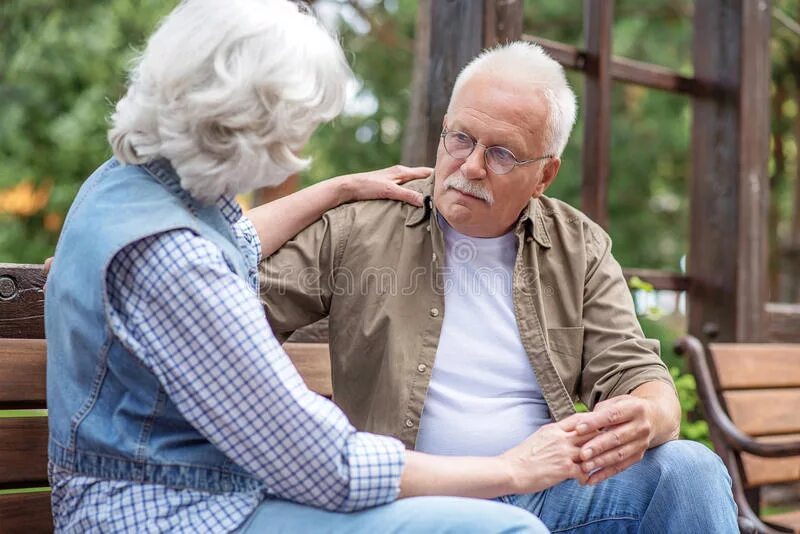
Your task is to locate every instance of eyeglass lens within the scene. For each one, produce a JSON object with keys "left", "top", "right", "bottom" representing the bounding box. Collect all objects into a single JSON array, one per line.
[{"left": 443, "top": 131, "right": 517, "bottom": 174}]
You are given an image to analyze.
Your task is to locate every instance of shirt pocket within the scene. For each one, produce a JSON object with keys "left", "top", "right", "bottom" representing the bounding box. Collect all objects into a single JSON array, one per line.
[{"left": 546, "top": 326, "right": 584, "bottom": 399}]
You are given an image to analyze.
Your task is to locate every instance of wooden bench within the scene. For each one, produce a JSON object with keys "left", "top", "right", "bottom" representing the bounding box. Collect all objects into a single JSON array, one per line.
[
  {"left": 0, "top": 263, "right": 332, "bottom": 534},
  {"left": 676, "top": 336, "right": 800, "bottom": 534}
]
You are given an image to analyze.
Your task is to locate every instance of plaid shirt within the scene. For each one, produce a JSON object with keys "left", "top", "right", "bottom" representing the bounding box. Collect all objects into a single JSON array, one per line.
[{"left": 49, "top": 196, "right": 405, "bottom": 533}]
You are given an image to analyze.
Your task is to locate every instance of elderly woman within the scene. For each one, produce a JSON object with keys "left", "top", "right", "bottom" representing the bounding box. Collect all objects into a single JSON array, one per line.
[{"left": 44, "top": 1, "right": 559, "bottom": 532}]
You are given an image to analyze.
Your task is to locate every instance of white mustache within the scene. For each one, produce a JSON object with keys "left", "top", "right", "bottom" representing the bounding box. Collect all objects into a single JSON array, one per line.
[{"left": 443, "top": 174, "right": 494, "bottom": 205}]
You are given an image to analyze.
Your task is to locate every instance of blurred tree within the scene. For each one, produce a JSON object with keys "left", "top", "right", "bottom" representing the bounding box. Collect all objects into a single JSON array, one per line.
[
  {"left": 1, "top": 0, "right": 797, "bottom": 297},
  {"left": 0, "top": 0, "right": 178, "bottom": 263}
]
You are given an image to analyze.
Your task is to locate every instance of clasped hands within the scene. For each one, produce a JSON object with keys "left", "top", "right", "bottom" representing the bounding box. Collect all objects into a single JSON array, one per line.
[{"left": 502, "top": 394, "right": 656, "bottom": 494}]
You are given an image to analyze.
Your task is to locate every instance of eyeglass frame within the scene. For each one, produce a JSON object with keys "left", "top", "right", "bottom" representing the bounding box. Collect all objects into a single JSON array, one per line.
[{"left": 439, "top": 128, "right": 554, "bottom": 175}]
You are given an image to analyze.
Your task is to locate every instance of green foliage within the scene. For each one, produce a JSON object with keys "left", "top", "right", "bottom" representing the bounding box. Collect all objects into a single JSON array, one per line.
[
  {"left": 640, "top": 303, "right": 711, "bottom": 447},
  {"left": 302, "top": 0, "right": 419, "bottom": 185},
  {"left": 0, "top": 0, "right": 178, "bottom": 263},
  {"left": 671, "top": 367, "right": 712, "bottom": 448},
  {"left": 2, "top": 0, "right": 798, "bottom": 275}
]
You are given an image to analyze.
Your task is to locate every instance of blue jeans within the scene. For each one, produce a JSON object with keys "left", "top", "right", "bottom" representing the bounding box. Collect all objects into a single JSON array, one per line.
[
  {"left": 499, "top": 440, "right": 738, "bottom": 533},
  {"left": 236, "top": 495, "right": 548, "bottom": 533}
]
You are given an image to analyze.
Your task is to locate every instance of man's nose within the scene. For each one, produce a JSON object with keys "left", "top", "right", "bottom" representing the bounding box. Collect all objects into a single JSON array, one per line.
[{"left": 460, "top": 145, "right": 488, "bottom": 180}]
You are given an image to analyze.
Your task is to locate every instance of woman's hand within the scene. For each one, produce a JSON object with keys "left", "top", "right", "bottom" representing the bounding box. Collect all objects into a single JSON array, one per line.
[
  {"left": 335, "top": 165, "right": 432, "bottom": 207},
  {"left": 398, "top": 415, "right": 595, "bottom": 501},
  {"left": 500, "top": 417, "right": 594, "bottom": 494}
]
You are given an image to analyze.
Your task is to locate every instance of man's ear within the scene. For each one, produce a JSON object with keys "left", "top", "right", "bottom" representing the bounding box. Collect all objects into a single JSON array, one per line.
[{"left": 532, "top": 158, "right": 561, "bottom": 198}]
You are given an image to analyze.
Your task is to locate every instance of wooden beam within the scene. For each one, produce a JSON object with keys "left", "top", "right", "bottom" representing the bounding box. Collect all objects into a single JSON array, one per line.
[
  {"left": 483, "top": 0, "right": 523, "bottom": 47},
  {"left": 737, "top": 0, "right": 771, "bottom": 341},
  {"left": 421, "top": 1, "right": 485, "bottom": 167},
  {"left": 523, "top": 35, "right": 585, "bottom": 70},
  {"left": 623, "top": 268, "right": 690, "bottom": 292},
  {"left": 765, "top": 302, "right": 800, "bottom": 343},
  {"left": 581, "top": 0, "right": 613, "bottom": 229},
  {"left": 523, "top": 35, "right": 718, "bottom": 97},
  {"left": 689, "top": 0, "right": 771, "bottom": 343},
  {"left": 401, "top": 0, "right": 431, "bottom": 166}
]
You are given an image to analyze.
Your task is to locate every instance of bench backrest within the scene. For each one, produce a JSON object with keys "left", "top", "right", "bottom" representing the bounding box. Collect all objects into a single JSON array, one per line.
[
  {"left": 0, "top": 263, "right": 332, "bottom": 534},
  {"left": 708, "top": 343, "right": 800, "bottom": 488}
]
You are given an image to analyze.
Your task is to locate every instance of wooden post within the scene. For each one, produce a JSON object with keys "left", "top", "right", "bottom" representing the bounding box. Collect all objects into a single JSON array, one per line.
[
  {"left": 483, "top": 0, "right": 523, "bottom": 46},
  {"left": 689, "top": 0, "right": 771, "bottom": 343},
  {"left": 403, "top": 1, "right": 485, "bottom": 167},
  {"left": 402, "top": 0, "right": 432, "bottom": 167},
  {"left": 581, "top": 0, "right": 613, "bottom": 229}
]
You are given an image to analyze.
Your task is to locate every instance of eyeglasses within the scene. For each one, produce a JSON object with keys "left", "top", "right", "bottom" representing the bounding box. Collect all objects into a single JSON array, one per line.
[{"left": 440, "top": 128, "right": 553, "bottom": 175}]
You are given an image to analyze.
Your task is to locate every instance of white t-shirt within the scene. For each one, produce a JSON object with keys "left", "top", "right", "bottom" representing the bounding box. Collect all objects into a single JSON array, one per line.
[{"left": 414, "top": 215, "right": 552, "bottom": 456}]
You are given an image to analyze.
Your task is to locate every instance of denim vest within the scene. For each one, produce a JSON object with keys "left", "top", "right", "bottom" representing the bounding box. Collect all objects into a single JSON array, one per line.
[{"left": 45, "top": 158, "right": 262, "bottom": 493}]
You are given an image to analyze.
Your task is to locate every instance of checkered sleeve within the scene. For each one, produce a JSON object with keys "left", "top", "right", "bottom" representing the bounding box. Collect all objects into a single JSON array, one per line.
[{"left": 108, "top": 229, "right": 405, "bottom": 512}]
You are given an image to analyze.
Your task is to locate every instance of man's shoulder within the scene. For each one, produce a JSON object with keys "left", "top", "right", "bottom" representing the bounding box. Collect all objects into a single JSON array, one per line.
[
  {"left": 327, "top": 176, "right": 431, "bottom": 230},
  {"left": 536, "top": 195, "right": 611, "bottom": 251}
]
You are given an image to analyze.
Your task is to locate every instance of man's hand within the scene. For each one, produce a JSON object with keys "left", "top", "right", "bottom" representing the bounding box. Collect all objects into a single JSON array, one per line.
[
  {"left": 571, "top": 395, "right": 655, "bottom": 485},
  {"left": 571, "top": 381, "right": 681, "bottom": 485}
]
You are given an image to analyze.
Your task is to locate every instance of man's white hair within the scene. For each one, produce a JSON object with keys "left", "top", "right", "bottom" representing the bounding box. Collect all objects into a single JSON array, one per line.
[
  {"left": 448, "top": 41, "right": 577, "bottom": 158},
  {"left": 109, "top": 0, "right": 350, "bottom": 203}
]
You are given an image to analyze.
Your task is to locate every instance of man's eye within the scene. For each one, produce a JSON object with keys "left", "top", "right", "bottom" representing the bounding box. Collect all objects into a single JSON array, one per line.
[
  {"left": 453, "top": 132, "right": 471, "bottom": 144},
  {"left": 491, "top": 148, "right": 515, "bottom": 164}
]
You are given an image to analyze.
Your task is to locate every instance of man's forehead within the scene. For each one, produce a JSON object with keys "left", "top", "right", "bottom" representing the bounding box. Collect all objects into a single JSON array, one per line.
[
  {"left": 452, "top": 75, "right": 545, "bottom": 129},
  {"left": 448, "top": 108, "right": 525, "bottom": 145}
]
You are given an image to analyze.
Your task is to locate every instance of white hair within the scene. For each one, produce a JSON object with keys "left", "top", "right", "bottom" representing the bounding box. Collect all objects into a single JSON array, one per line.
[
  {"left": 448, "top": 41, "right": 577, "bottom": 158},
  {"left": 109, "top": 0, "right": 351, "bottom": 203}
]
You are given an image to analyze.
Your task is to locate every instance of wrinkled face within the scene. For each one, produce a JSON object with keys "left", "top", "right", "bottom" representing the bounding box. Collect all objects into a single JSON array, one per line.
[{"left": 433, "top": 74, "right": 561, "bottom": 238}]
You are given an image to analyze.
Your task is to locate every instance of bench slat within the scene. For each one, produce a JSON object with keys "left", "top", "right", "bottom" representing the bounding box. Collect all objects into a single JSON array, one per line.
[
  {"left": 0, "top": 344, "right": 329, "bottom": 490},
  {"left": 0, "top": 418, "right": 49, "bottom": 488},
  {"left": 0, "top": 491, "right": 52, "bottom": 534},
  {"left": 723, "top": 389, "right": 800, "bottom": 436},
  {"left": 283, "top": 342, "right": 332, "bottom": 398},
  {"left": 0, "top": 339, "right": 47, "bottom": 407},
  {"left": 740, "top": 434, "right": 800, "bottom": 488},
  {"left": 710, "top": 343, "right": 800, "bottom": 389},
  {"left": 0, "top": 264, "right": 45, "bottom": 340},
  {"left": 761, "top": 509, "right": 800, "bottom": 533}
]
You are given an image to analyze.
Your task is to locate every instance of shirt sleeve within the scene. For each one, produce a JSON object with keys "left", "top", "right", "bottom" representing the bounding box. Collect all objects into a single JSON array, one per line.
[
  {"left": 259, "top": 206, "right": 352, "bottom": 343},
  {"left": 105, "top": 229, "right": 404, "bottom": 512},
  {"left": 579, "top": 227, "right": 677, "bottom": 408}
]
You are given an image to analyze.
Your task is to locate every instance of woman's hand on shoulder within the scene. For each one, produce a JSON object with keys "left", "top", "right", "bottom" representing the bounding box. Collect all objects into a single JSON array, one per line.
[{"left": 336, "top": 165, "right": 432, "bottom": 207}]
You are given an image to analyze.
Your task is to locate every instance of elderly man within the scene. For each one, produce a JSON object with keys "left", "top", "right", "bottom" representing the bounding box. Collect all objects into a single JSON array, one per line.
[{"left": 261, "top": 42, "right": 738, "bottom": 532}]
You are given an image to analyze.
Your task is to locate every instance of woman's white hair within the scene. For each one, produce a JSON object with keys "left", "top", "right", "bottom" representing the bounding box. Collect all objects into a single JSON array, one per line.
[
  {"left": 448, "top": 41, "right": 577, "bottom": 158},
  {"left": 109, "top": 0, "right": 350, "bottom": 203}
]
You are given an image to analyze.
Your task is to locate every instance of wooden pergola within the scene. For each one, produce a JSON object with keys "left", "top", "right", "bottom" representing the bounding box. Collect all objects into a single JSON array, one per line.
[{"left": 397, "top": 0, "right": 799, "bottom": 346}]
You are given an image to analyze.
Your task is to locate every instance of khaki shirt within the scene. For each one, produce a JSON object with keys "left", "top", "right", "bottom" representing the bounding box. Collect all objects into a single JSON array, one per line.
[{"left": 261, "top": 176, "right": 674, "bottom": 449}]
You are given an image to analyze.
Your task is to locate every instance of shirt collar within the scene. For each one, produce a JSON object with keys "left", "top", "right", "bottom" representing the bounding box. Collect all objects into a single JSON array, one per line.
[
  {"left": 141, "top": 158, "right": 242, "bottom": 225},
  {"left": 405, "top": 174, "right": 552, "bottom": 248},
  {"left": 217, "top": 195, "right": 243, "bottom": 225}
]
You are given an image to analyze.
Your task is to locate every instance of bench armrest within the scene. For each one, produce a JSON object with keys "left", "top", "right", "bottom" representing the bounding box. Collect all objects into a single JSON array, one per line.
[{"left": 675, "top": 335, "right": 800, "bottom": 458}]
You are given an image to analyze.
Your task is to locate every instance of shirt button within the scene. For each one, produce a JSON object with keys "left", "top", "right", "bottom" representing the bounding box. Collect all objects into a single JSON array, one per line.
[
  {"left": 429, "top": 307, "right": 439, "bottom": 317},
  {"left": 432, "top": 253, "right": 437, "bottom": 262},
  {"left": 426, "top": 224, "right": 431, "bottom": 232},
  {"left": 405, "top": 418, "right": 414, "bottom": 428},
  {"left": 417, "top": 363, "right": 427, "bottom": 373},
  {"left": 526, "top": 236, "right": 533, "bottom": 243}
]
